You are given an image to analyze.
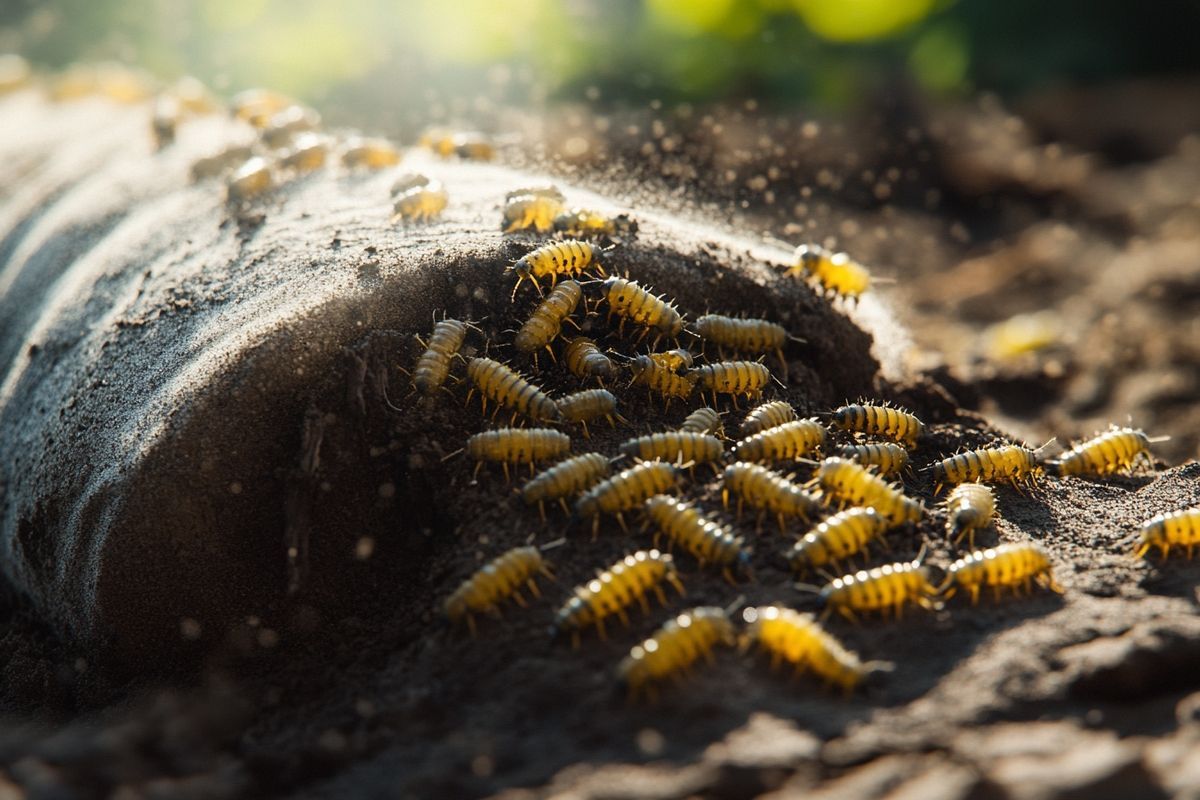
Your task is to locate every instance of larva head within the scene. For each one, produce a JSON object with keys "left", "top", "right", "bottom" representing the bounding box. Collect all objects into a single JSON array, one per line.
[{"left": 794, "top": 244, "right": 827, "bottom": 270}]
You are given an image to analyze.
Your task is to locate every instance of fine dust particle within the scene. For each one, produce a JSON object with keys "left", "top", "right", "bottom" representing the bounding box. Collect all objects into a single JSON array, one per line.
[
  {"left": 355, "top": 698, "right": 376, "bottom": 718},
  {"left": 319, "top": 729, "right": 348, "bottom": 753},
  {"left": 257, "top": 629, "right": 280, "bottom": 649},
  {"left": 320, "top": 481, "right": 333, "bottom": 492},
  {"left": 472, "top": 287, "right": 488, "bottom": 302},
  {"left": 802, "top": 121, "right": 820, "bottom": 139},
  {"left": 637, "top": 728, "right": 665, "bottom": 756},
  {"left": 378, "top": 481, "right": 396, "bottom": 499},
  {"left": 179, "top": 617, "right": 202, "bottom": 640},
  {"left": 408, "top": 454, "right": 425, "bottom": 470},
  {"left": 455, "top": 283, "right": 469, "bottom": 298},
  {"left": 470, "top": 755, "right": 495, "bottom": 778},
  {"left": 354, "top": 537, "right": 375, "bottom": 560},
  {"left": 74, "top": 658, "right": 87, "bottom": 673},
  {"left": 246, "top": 615, "right": 261, "bottom": 627},
  {"left": 228, "top": 481, "right": 243, "bottom": 495}
]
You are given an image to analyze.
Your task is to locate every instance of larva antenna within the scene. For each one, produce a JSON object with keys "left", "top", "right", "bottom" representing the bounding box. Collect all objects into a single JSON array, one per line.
[
  {"left": 440, "top": 447, "right": 465, "bottom": 462},
  {"left": 793, "top": 582, "right": 822, "bottom": 594},
  {"left": 795, "top": 457, "right": 820, "bottom": 467},
  {"left": 1032, "top": 437, "right": 1057, "bottom": 454},
  {"left": 538, "top": 537, "right": 568, "bottom": 552},
  {"left": 1146, "top": 435, "right": 1172, "bottom": 444},
  {"left": 722, "top": 594, "right": 748, "bottom": 617},
  {"left": 914, "top": 543, "right": 928, "bottom": 566},
  {"left": 770, "top": 374, "right": 786, "bottom": 389}
]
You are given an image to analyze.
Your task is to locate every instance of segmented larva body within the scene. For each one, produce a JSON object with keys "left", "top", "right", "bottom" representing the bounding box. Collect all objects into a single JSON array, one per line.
[
  {"left": 837, "top": 442, "right": 909, "bottom": 477},
  {"left": 575, "top": 462, "right": 680, "bottom": 532},
  {"left": 942, "top": 542, "right": 1062, "bottom": 604},
  {"left": 466, "top": 357, "right": 560, "bottom": 422},
  {"left": 689, "top": 361, "right": 772, "bottom": 402},
  {"left": 1135, "top": 508, "right": 1200, "bottom": 559},
  {"left": 648, "top": 349, "right": 694, "bottom": 371},
  {"left": 742, "top": 400, "right": 797, "bottom": 436},
  {"left": 553, "top": 208, "right": 636, "bottom": 239},
  {"left": 931, "top": 445, "right": 1042, "bottom": 492},
  {"left": 693, "top": 314, "right": 786, "bottom": 356},
  {"left": 465, "top": 428, "right": 571, "bottom": 471},
  {"left": 628, "top": 356, "right": 696, "bottom": 402},
  {"left": 789, "top": 244, "right": 870, "bottom": 299},
  {"left": 552, "top": 550, "right": 685, "bottom": 644},
  {"left": 502, "top": 193, "right": 564, "bottom": 233},
  {"left": 392, "top": 181, "right": 448, "bottom": 222},
  {"left": 413, "top": 318, "right": 468, "bottom": 395},
  {"left": 732, "top": 419, "right": 826, "bottom": 463},
  {"left": 618, "top": 607, "right": 735, "bottom": 699},
  {"left": 279, "top": 133, "right": 328, "bottom": 173},
  {"left": 521, "top": 453, "right": 612, "bottom": 514},
  {"left": 505, "top": 185, "right": 565, "bottom": 203},
  {"left": 391, "top": 173, "right": 430, "bottom": 196},
  {"left": 819, "top": 558, "right": 939, "bottom": 621},
  {"left": 721, "top": 462, "right": 822, "bottom": 527},
  {"left": 226, "top": 157, "right": 274, "bottom": 202},
  {"left": 812, "top": 458, "right": 923, "bottom": 527},
  {"left": 945, "top": 483, "right": 996, "bottom": 547},
  {"left": 619, "top": 432, "right": 724, "bottom": 465},
  {"left": 644, "top": 496, "right": 750, "bottom": 576},
  {"left": 600, "top": 277, "right": 685, "bottom": 341},
  {"left": 511, "top": 240, "right": 598, "bottom": 295},
  {"left": 341, "top": 136, "right": 401, "bottom": 169},
  {"left": 831, "top": 404, "right": 925, "bottom": 449},
  {"left": 444, "top": 546, "right": 553, "bottom": 631},
  {"left": 564, "top": 337, "right": 617, "bottom": 383},
  {"left": 557, "top": 389, "right": 621, "bottom": 435},
  {"left": 1051, "top": 427, "right": 1153, "bottom": 477},
  {"left": 514, "top": 280, "right": 582, "bottom": 356},
  {"left": 787, "top": 507, "right": 888, "bottom": 574},
  {"left": 743, "top": 606, "right": 883, "bottom": 694},
  {"left": 680, "top": 407, "right": 723, "bottom": 436}
]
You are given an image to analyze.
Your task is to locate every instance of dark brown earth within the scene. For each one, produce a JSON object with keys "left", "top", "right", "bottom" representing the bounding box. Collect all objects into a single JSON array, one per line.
[{"left": 0, "top": 90, "right": 1199, "bottom": 800}]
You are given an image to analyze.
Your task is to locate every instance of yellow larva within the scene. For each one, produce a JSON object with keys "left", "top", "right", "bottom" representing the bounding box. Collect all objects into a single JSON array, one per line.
[
  {"left": 721, "top": 462, "right": 822, "bottom": 529},
  {"left": 553, "top": 208, "right": 637, "bottom": 239},
  {"left": 786, "top": 507, "right": 889, "bottom": 574},
  {"left": 788, "top": 244, "right": 871, "bottom": 299},
  {"left": 413, "top": 318, "right": 468, "bottom": 395},
  {"left": 451, "top": 132, "right": 494, "bottom": 160},
  {"left": 600, "top": 277, "right": 685, "bottom": 344},
  {"left": 830, "top": 403, "right": 925, "bottom": 449},
  {"left": 502, "top": 193, "right": 564, "bottom": 234},
  {"left": 618, "top": 607, "right": 735, "bottom": 699},
  {"left": 812, "top": 457, "right": 924, "bottom": 527},
  {"left": 628, "top": 356, "right": 696, "bottom": 404},
  {"left": 944, "top": 483, "right": 996, "bottom": 547},
  {"left": 465, "top": 428, "right": 571, "bottom": 479},
  {"left": 1051, "top": 427, "right": 1153, "bottom": 477},
  {"left": 644, "top": 496, "right": 751, "bottom": 579},
  {"left": 510, "top": 240, "right": 599, "bottom": 297},
  {"left": 230, "top": 88, "right": 294, "bottom": 127},
  {"left": 742, "top": 606, "right": 888, "bottom": 694},
  {"left": 341, "top": 136, "right": 401, "bottom": 169},
  {"left": 551, "top": 550, "right": 685, "bottom": 645},
  {"left": 556, "top": 389, "right": 623, "bottom": 436},
  {"left": 443, "top": 546, "right": 554, "bottom": 633},
  {"left": 931, "top": 445, "right": 1042, "bottom": 493},
  {"left": 692, "top": 314, "right": 786, "bottom": 365},
  {"left": 575, "top": 462, "right": 680, "bottom": 534},
  {"left": 941, "top": 542, "right": 1062, "bottom": 604},
  {"left": 521, "top": 453, "right": 612, "bottom": 517},
  {"left": 391, "top": 173, "right": 430, "bottom": 196},
  {"left": 514, "top": 280, "right": 582, "bottom": 358},
  {"left": 261, "top": 104, "right": 321, "bottom": 148},
  {"left": 680, "top": 407, "right": 723, "bottom": 437},
  {"left": 619, "top": 431, "right": 724, "bottom": 465},
  {"left": 226, "top": 157, "right": 274, "bottom": 202},
  {"left": 648, "top": 349, "right": 694, "bottom": 372},
  {"left": 392, "top": 181, "right": 448, "bottom": 223},
  {"left": 689, "top": 361, "right": 772, "bottom": 404},
  {"left": 1135, "top": 508, "right": 1200, "bottom": 559},
  {"left": 192, "top": 144, "right": 254, "bottom": 181},
  {"left": 819, "top": 557, "right": 939, "bottom": 622},
  {"left": 564, "top": 337, "right": 617, "bottom": 383},
  {"left": 505, "top": 185, "right": 565, "bottom": 203},
  {"left": 466, "top": 357, "right": 560, "bottom": 422},
  {"left": 279, "top": 133, "right": 328, "bottom": 173},
  {"left": 742, "top": 400, "right": 796, "bottom": 436},
  {"left": 836, "top": 442, "right": 909, "bottom": 477},
  {"left": 732, "top": 419, "right": 826, "bottom": 463}
]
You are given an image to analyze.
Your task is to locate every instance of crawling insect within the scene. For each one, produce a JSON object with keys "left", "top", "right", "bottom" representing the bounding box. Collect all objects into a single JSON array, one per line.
[
  {"left": 279, "top": 133, "right": 328, "bottom": 173},
  {"left": 831, "top": 403, "right": 925, "bottom": 449},
  {"left": 192, "top": 144, "right": 255, "bottom": 181},
  {"left": 230, "top": 87, "right": 294, "bottom": 127},
  {"left": 942, "top": 542, "right": 1062, "bottom": 604},
  {"left": 510, "top": 240, "right": 600, "bottom": 298},
  {"left": 721, "top": 462, "right": 822, "bottom": 530},
  {"left": 944, "top": 483, "right": 996, "bottom": 547},
  {"left": 689, "top": 361, "right": 772, "bottom": 406},
  {"left": 341, "top": 136, "right": 401, "bottom": 169},
  {"left": 413, "top": 318, "right": 469, "bottom": 395},
  {"left": 679, "top": 407, "right": 723, "bottom": 437},
  {"left": 818, "top": 554, "right": 939, "bottom": 622},
  {"left": 465, "top": 428, "right": 571, "bottom": 479},
  {"left": 648, "top": 349, "right": 694, "bottom": 372},
  {"left": 1135, "top": 508, "right": 1200, "bottom": 559},
  {"left": 1050, "top": 427, "right": 1155, "bottom": 477},
  {"left": 693, "top": 314, "right": 789, "bottom": 379},
  {"left": 557, "top": 389, "right": 624, "bottom": 437},
  {"left": 521, "top": 453, "right": 612, "bottom": 519},
  {"left": 392, "top": 181, "right": 448, "bottom": 222},
  {"left": 505, "top": 185, "right": 565, "bottom": 203},
  {"left": 742, "top": 606, "right": 891, "bottom": 694},
  {"left": 226, "top": 157, "right": 274, "bottom": 202},
  {"left": 553, "top": 208, "right": 637, "bottom": 240},
  {"left": 514, "top": 280, "right": 581, "bottom": 362},
  {"left": 466, "top": 357, "right": 561, "bottom": 422},
  {"left": 811, "top": 457, "right": 924, "bottom": 527},
  {"left": 551, "top": 550, "right": 685, "bottom": 646},
  {"left": 391, "top": 173, "right": 430, "bottom": 196},
  {"left": 931, "top": 445, "right": 1043, "bottom": 494},
  {"left": 444, "top": 546, "right": 555, "bottom": 634},
  {"left": 788, "top": 244, "right": 871, "bottom": 299},
  {"left": 575, "top": 462, "right": 680, "bottom": 534},
  {"left": 644, "top": 496, "right": 751, "bottom": 581},
  {"left": 502, "top": 193, "right": 564, "bottom": 234},
  {"left": 618, "top": 607, "right": 735, "bottom": 700},
  {"left": 564, "top": 337, "right": 617, "bottom": 384},
  {"left": 836, "top": 442, "right": 909, "bottom": 477},
  {"left": 452, "top": 132, "right": 494, "bottom": 160},
  {"left": 261, "top": 104, "right": 321, "bottom": 148},
  {"left": 619, "top": 431, "right": 724, "bottom": 467},
  {"left": 787, "top": 507, "right": 889, "bottom": 575},
  {"left": 742, "top": 400, "right": 796, "bottom": 436},
  {"left": 628, "top": 355, "right": 696, "bottom": 405},
  {"left": 732, "top": 419, "right": 826, "bottom": 463},
  {"left": 599, "top": 277, "right": 685, "bottom": 346}
]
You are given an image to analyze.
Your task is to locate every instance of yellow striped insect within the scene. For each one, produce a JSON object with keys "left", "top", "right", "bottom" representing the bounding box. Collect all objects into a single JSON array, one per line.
[
  {"left": 192, "top": 144, "right": 255, "bottom": 180},
  {"left": 644, "top": 496, "right": 751, "bottom": 581},
  {"left": 831, "top": 403, "right": 925, "bottom": 449},
  {"left": 261, "top": 104, "right": 321, "bottom": 148},
  {"left": 226, "top": 157, "right": 274, "bottom": 203},
  {"left": 689, "top": 361, "right": 772, "bottom": 406},
  {"left": 1051, "top": 427, "right": 1154, "bottom": 477},
  {"left": 812, "top": 457, "right": 923, "bottom": 527},
  {"left": 230, "top": 88, "right": 295, "bottom": 127},
  {"left": 628, "top": 356, "right": 696, "bottom": 405},
  {"left": 941, "top": 542, "right": 1062, "bottom": 604},
  {"left": 679, "top": 407, "right": 723, "bottom": 437},
  {"left": 931, "top": 445, "right": 1043, "bottom": 493},
  {"left": 279, "top": 133, "right": 328, "bottom": 173},
  {"left": 557, "top": 389, "right": 624, "bottom": 437},
  {"left": 564, "top": 337, "right": 617, "bottom": 384},
  {"left": 502, "top": 193, "right": 564, "bottom": 234},
  {"left": 553, "top": 208, "right": 637, "bottom": 240},
  {"left": 521, "top": 453, "right": 612, "bottom": 519},
  {"left": 818, "top": 555, "right": 939, "bottom": 622},
  {"left": 465, "top": 428, "right": 571, "bottom": 480},
  {"left": 619, "top": 432, "right": 724, "bottom": 466},
  {"left": 510, "top": 240, "right": 600, "bottom": 298},
  {"left": 945, "top": 483, "right": 995, "bottom": 547},
  {"left": 732, "top": 419, "right": 826, "bottom": 463},
  {"left": 341, "top": 136, "right": 401, "bottom": 169},
  {"left": 693, "top": 314, "right": 788, "bottom": 378},
  {"left": 444, "top": 546, "right": 554, "bottom": 634},
  {"left": 1135, "top": 508, "right": 1200, "bottom": 559},
  {"left": 413, "top": 318, "right": 468, "bottom": 396},
  {"left": 451, "top": 131, "right": 494, "bottom": 160},
  {"left": 742, "top": 606, "right": 890, "bottom": 694},
  {"left": 599, "top": 277, "right": 685, "bottom": 346},
  {"left": 466, "top": 357, "right": 560, "bottom": 422},
  {"left": 618, "top": 607, "right": 734, "bottom": 700},
  {"left": 575, "top": 462, "right": 680, "bottom": 534},
  {"left": 392, "top": 181, "right": 448, "bottom": 223},
  {"left": 552, "top": 550, "right": 685, "bottom": 646},
  {"left": 836, "top": 442, "right": 909, "bottom": 477},
  {"left": 786, "top": 507, "right": 889, "bottom": 574},
  {"left": 788, "top": 244, "right": 871, "bottom": 299},
  {"left": 721, "top": 462, "right": 822, "bottom": 530},
  {"left": 514, "top": 280, "right": 582, "bottom": 362},
  {"left": 648, "top": 349, "right": 694, "bottom": 371},
  {"left": 742, "top": 400, "right": 796, "bottom": 436}
]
